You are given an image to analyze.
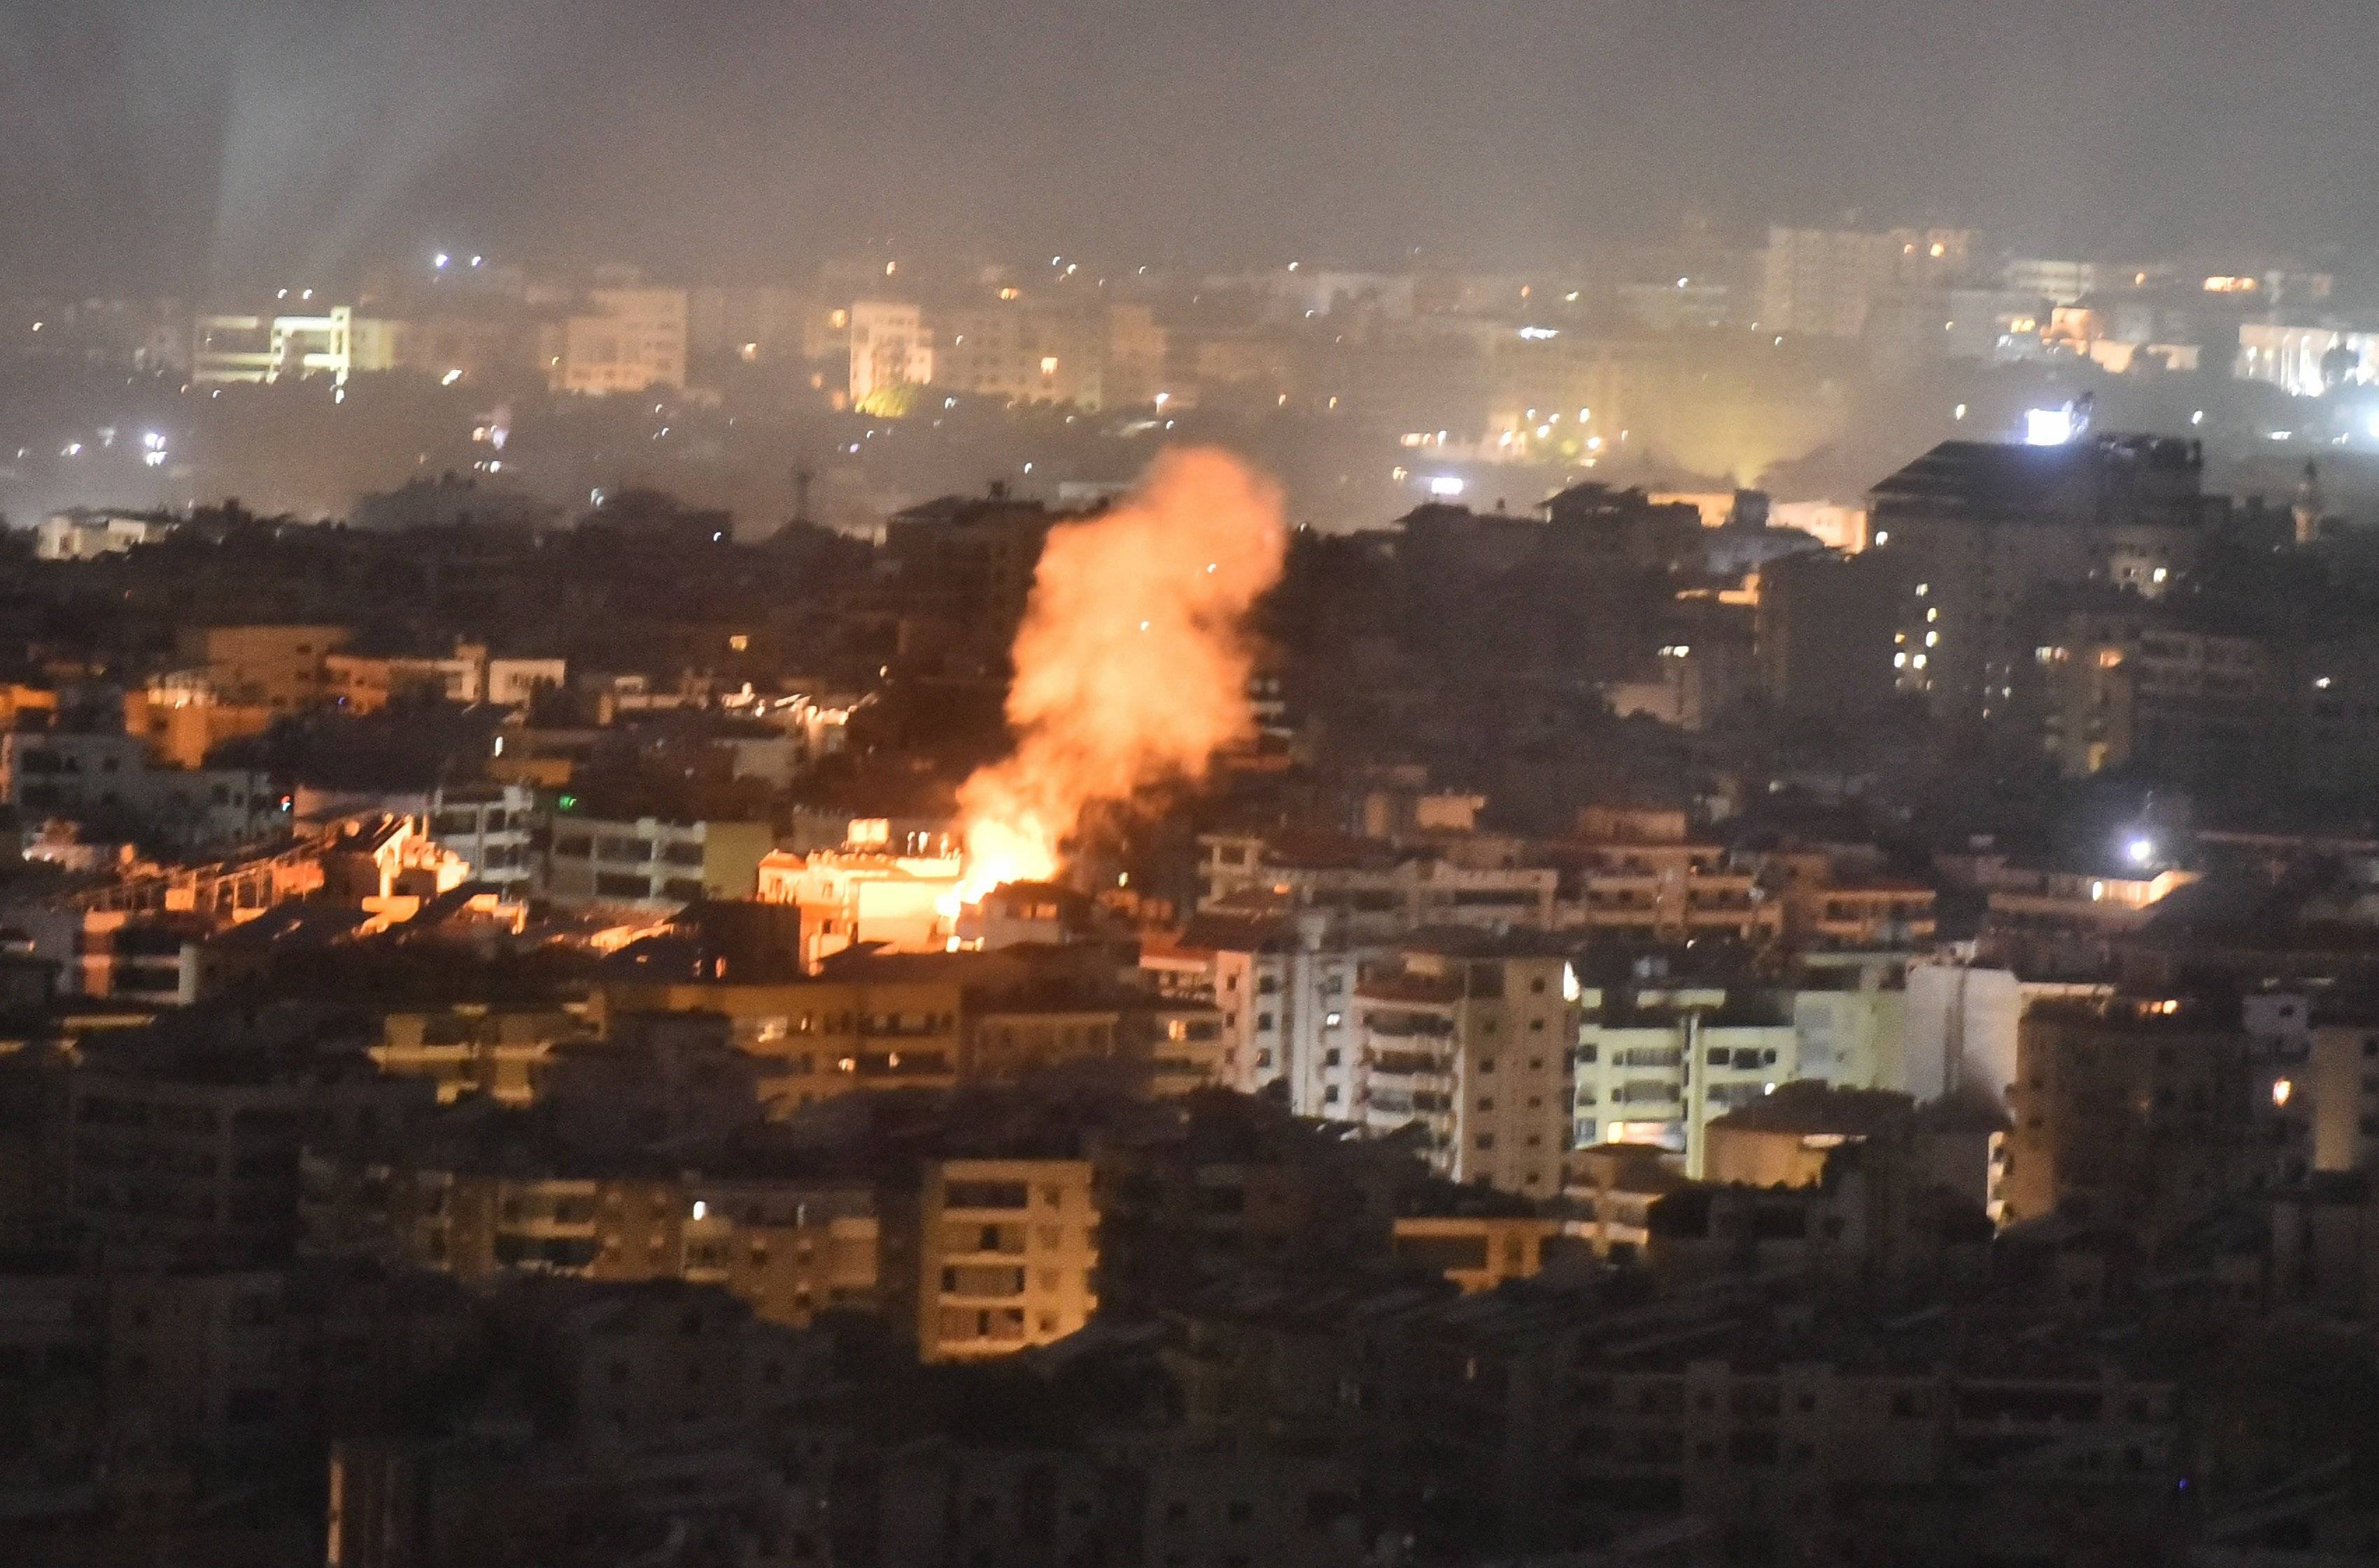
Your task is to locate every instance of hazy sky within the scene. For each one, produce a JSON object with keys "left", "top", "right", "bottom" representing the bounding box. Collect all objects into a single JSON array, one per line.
[{"left": 4, "top": 0, "right": 2376, "bottom": 290}]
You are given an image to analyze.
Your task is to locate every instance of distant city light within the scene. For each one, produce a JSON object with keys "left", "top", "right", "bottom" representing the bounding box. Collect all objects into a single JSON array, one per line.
[
  {"left": 2273, "top": 1078, "right": 2294, "bottom": 1108},
  {"left": 2124, "top": 836, "right": 2157, "bottom": 867},
  {"left": 1516, "top": 325, "right": 1559, "bottom": 340},
  {"left": 432, "top": 253, "right": 451, "bottom": 269},
  {"left": 1427, "top": 476, "right": 1466, "bottom": 497}
]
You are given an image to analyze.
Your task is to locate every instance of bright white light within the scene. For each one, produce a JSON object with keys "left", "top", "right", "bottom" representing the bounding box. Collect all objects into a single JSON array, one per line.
[
  {"left": 441, "top": 369, "right": 463, "bottom": 386},
  {"left": 2024, "top": 407, "right": 2077, "bottom": 445},
  {"left": 1427, "top": 476, "right": 1466, "bottom": 497},
  {"left": 433, "top": 253, "right": 451, "bottom": 269},
  {"left": 470, "top": 255, "right": 483, "bottom": 268},
  {"left": 2191, "top": 409, "right": 2205, "bottom": 426},
  {"left": 2273, "top": 1078, "right": 2294, "bottom": 1108},
  {"left": 1954, "top": 404, "right": 1967, "bottom": 420},
  {"left": 2124, "top": 836, "right": 2156, "bottom": 867},
  {"left": 691, "top": 1200, "right": 707, "bottom": 1220},
  {"left": 1517, "top": 325, "right": 1560, "bottom": 340}
]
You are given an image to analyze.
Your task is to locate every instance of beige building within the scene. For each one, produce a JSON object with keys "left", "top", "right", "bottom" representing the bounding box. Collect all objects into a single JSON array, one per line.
[
  {"left": 176, "top": 623, "right": 349, "bottom": 711},
  {"left": 2308, "top": 1010, "right": 2379, "bottom": 1172},
  {"left": 1560, "top": 812, "right": 1783, "bottom": 944},
  {"left": 1388, "top": 1213, "right": 1558, "bottom": 1292},
  {"left": 599, "top": 975, "right": 966, "bottom": 1110},
  {"left": 303, "top": 1156, "right": 879, "bottom": 1329},
  {"left": 123, "top": 685, "right": 273, "bottom": 769},
  {"left": 541, "top": 287, "right": 688, "bottom": 395},
  {"left": 369, "top": 1005, "right": 598, "bottom": 1106},
  {"left": 541, "top": 814, "right": 772, "bottom": 909},
  {"left": 934, "top": 300, "right": 1105, "bottom": 408},
  {"left": 890, "top": 1158, "right": 1099, "bottom": 1361},
  {"left": 756, "top": 847, "right": 962, "bottom": 968}
]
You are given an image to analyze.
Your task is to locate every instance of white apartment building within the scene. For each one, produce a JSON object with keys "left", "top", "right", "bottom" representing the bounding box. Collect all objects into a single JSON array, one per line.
[
  {"left": 36, "top": 509, "right": 174, "bottom": 560},
  {"left": 1351, "top": 941, "right": 1579, "bottom": 1196},
  {"left": 1902, "top": 958, "right": 2114, "bottom": 1106},
  {"left": 1575, "top": 987, "right": 1799, "bottom": 1178},
  {"left": 192, "top": 305, "right": 379, "bottom": 384},
  {"left": 1143, "top": 909, "right": 1383, "bottom": 1111},
  {"left": 426, "top": 784, "right": 539, "bottom": 893},
  {"left": 0, "top": 731, "right": 278, "bottom": 852}
]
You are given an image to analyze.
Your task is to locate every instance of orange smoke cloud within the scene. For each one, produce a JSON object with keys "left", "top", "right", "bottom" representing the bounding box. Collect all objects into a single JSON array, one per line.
[{"left": 951, "top": 447, "right": 1288, "bottom": 903}]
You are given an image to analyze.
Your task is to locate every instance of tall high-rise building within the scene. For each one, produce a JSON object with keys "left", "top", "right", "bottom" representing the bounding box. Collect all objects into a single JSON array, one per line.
[{"left": 1868, "top": 433, "right": 2217, "bottom": 721}]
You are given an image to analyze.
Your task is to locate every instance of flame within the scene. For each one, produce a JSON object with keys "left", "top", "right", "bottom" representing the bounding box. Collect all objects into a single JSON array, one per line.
[{"left": 949, "top": 447, "right": 1287, "bottom": 905}]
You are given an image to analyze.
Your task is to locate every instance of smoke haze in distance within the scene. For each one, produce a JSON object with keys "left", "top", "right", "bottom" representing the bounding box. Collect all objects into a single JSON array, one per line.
[
  {"left": 952, "top": 446, "right": 1288, "bottom": 900},
  {"left": 8, "top": 1, "right": 2379, "bottom": 288}
]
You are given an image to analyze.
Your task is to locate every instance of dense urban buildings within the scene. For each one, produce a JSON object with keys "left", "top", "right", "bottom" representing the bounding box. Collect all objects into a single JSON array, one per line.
[{"left": 8, "top": 6, "right": 2379, "bottom": 1563}]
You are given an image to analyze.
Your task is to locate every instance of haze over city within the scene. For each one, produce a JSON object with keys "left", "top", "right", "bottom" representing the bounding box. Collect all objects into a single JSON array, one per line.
[{"left": 4, "top": 4, "right": 2379, "bottom": 1567}]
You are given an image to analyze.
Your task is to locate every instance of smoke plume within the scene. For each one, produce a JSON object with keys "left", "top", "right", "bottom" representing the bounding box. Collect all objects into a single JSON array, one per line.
[{"left": 952, "top": 447, "right": 1287, "bottom": 901}]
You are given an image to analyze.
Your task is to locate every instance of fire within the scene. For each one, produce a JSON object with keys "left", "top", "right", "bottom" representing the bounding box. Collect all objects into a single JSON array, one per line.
[{"left": 947, "top": 447, "right": 1287, "bottom": 906}]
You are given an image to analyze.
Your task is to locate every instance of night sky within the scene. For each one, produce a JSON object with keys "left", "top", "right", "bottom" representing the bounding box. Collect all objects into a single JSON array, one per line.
[{"left": 4, "top": 0, "right": 2377, "bottom": 290}]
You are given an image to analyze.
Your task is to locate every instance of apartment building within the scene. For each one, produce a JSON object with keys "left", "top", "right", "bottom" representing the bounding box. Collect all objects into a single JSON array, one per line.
[
  {"left": 1575, "top": 987, "right": 1798, "bottom": 1178},
  {"left": 1196, "top": 831, "right": 1558, "bottom": 939},
  {"left": 1351, "top": 938, "right": 1578, "bottom": 1196},
  {"left": 1556, "top": 814, "right": 1781, "bottom": 944},
  {"left": 1142, "top": 908, "right": 1381, "bottom": 1110},
  {"left": 884, "top": 1158, "right": 1100, "bottom": 1362},
  {"left": 69, "top": 1043, "right": 433, "bottom": 1258},
  {"left": 541, "top": 814, "right": 772, "bottom": 910},
  {"left": 174, "top": 623, "right": 348, "bottom": 710},
  {"left": 600, "top": 970, "right": 965, "bottom": 1110},
  {"left": 757, "top": 846, "right": 963, "bottom": 967},
  {"left": 367, "top": 1004, "right": 598, "bottom": 1105},
  {"left": 301, "top": 1145, "right": 880, "bottom": 1330},
  {"left": 2306, "top": 1003, "right": 2379, "bottom": 1173},
  {"left": 424, "top": 783, "right": 539, "bottom": 893},
  {"left": 539, "top": 286, "right": 688, "bottom": 395},
  {"left": 0, "top": 729, "right": 277, "bottom": 851},
  {"left": 2003, "top": 996, "right": 2266, "bottom": 1230},
  {"left": 847, "top": 298, "right": 933, "bottom": 411},
  {"left": 934, "top": 299, "right": 1106, "bottom": 408}
]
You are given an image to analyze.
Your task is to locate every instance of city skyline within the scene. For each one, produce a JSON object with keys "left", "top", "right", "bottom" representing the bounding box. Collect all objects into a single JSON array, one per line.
[{"left": 9, "top": 0, "right": 2379, "bottom": 291}]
